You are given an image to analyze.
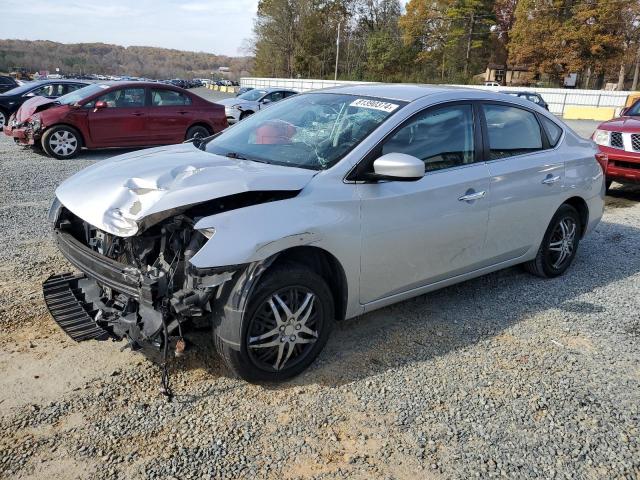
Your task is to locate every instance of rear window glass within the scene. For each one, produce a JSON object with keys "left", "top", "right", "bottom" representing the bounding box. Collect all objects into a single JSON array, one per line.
[
  {"left": 540, "top": 116, "right": 563, "bottom": 146},
  {"left": 483, "top": 104, "right": 543, "bottom": 159}
]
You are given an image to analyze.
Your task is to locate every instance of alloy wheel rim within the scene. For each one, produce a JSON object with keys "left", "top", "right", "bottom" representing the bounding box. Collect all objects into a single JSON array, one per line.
[
  {"left": 0, "top": 111, "right": 5, "bottom": 125},
  {"left": 247, "top": 287, "right": 320, "bottom": 372},
  {"left": 548, "top": 217, "right": 576, "bottom": 269},
  {"left": 49, "top": 130, "right": 78, "bottom": 156}
]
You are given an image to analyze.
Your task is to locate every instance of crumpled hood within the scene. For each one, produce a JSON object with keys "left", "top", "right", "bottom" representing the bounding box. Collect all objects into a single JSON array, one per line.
[
  {"left": 599, "top": 116, "right": 640, "bottom": 133},
  {"left": 15, "top": 96, "right": 61, "bottom": 122},
  {"left": 55, "top": 143, "right": 317, "bottom": 237}
]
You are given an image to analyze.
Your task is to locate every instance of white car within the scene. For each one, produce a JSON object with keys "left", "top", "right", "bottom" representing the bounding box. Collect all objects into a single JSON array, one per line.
[
  {"left": 45, "top": 84, "right": 604, "bottom": 383},
  {"left": 216, "top": 87, "right": 297, "bottom": 124}
]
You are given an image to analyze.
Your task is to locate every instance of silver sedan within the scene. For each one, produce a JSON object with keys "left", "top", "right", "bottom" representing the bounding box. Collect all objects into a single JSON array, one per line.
[
  {"left": 47, "top": 84, "right": 605, "bottom": 383},
  {"left": 216, "top": 87, "right": 297, "bottom": 124}
]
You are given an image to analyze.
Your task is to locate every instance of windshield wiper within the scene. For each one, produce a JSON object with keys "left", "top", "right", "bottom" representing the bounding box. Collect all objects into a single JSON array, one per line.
[{"left": 225, "top": 151, "right": 249, "bottom": 160}]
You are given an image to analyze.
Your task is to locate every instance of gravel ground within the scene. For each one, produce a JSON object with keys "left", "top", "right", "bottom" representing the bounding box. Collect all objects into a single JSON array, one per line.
[{"left": 0, "top": 92, "right": 638, "bottom": 479}]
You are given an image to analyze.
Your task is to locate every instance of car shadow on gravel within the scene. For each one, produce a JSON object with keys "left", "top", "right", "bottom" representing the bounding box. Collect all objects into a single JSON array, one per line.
[
  {"left": 277, "top": 219, "right": 640, "bottom": 389},
  {"left": 606, "top": 183, "right": 640, "bottom": 207},
  {"left": 143, "top": 218, "right": 640, "bottom": 395}
]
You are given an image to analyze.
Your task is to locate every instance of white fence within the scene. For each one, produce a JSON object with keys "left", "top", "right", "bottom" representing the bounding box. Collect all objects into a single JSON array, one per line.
[{"left": 240, "top": 77, "right": 633, "bottom": 116}]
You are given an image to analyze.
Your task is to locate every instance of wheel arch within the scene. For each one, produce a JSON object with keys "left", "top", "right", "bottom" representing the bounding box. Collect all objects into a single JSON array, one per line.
[
  {"left": 268, "top": 246, "right": 348, "bottom": 321},
  {"left": 562, "top": 196, "right": 589, "bottom": 238}
]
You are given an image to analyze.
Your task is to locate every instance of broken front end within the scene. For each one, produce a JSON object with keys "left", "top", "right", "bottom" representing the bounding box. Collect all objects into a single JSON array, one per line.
[{"left": 43, "top": 199, "right": 237, "bottom": 351}]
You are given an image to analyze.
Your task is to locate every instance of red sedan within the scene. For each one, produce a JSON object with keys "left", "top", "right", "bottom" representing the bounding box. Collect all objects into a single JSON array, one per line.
[
  {"left": 593, "top": 100, "right": 640, "bottom": 189},
  {"left": 3, "top": 82, "right": 227, "bottom": 159}
]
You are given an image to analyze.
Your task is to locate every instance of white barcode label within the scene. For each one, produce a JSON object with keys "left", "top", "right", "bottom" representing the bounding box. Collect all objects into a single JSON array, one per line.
[{"left": 349, "top": 98, "right": 399, "bottom": 113}]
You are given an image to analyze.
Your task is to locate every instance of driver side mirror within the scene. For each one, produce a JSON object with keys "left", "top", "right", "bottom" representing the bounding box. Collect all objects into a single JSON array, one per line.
[
  {"left": 261, "top": 98, "right": 271, "bottom": 105},
  {"left": 94, "top": 100, "right": 108, "bottom": 110},
  {"left": 23, "top": 92, "right": 36, "bottom": 98},
  {"left": 370, "top": 153, "right": 425, "bottom": 181}
]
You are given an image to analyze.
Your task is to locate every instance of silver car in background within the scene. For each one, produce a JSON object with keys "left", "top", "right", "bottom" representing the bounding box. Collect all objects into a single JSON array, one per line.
[
  {"left": 216, "top": 87, "right": 297, "bottom": 124},
  {"left": 46, "top": 85, "right": 604, "bottom": 383}
]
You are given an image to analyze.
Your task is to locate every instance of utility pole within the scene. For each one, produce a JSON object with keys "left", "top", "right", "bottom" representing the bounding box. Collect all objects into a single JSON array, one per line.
[{"left": 334, "top": 22, "right": 341, "bottom": 81}]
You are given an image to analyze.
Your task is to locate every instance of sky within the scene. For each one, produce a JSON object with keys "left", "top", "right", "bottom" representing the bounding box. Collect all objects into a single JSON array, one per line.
[{"left": 2, "top": 0, "right": 259, "bottom": 57}]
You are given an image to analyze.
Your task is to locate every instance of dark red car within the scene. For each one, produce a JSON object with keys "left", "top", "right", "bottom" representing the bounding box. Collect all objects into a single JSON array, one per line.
[
  {"left": 593, "top": 100, "right": 640, "bottom": 189},
  {"left": 3, "top": 82, "right": 227, "bottom": 159}
]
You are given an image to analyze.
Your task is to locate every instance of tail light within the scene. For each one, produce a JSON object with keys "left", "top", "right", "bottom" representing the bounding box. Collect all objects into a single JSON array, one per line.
[{"left": 595, "top": 152, "right": 608, "bottom": 173}]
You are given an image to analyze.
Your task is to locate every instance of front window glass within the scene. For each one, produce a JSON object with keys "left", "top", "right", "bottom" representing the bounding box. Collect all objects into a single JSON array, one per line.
[
  {"left": 31, "top": 84, "right": 66, "bottom": 97},
  {"left": 238, "top": 89, "right": 267, "bottom": 101},
  {"left": 382, "top": 104, "right": 475, "bottom": 172},
  {"left": 206, "top": 93, "right": 403, "bottom": 170},
  {"left": 626, "top": 101, "right": 640, "bottom": 116},
  {"left": 483, "top": 104, "right": 543, "bottom": 159}
]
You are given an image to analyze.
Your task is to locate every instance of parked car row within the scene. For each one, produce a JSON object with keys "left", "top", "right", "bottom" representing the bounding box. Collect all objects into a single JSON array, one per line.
[{"left": 3, "top": 82, "right": 227, "bottom": 158}]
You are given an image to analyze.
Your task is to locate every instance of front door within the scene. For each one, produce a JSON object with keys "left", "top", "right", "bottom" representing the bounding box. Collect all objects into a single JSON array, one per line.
[
  {"left": 358, "top": 103, "right": 491, "bottom": 304},
  {"left": 480, "top": 103, "right": 565, "bottom": 261},
  {"left": 87, "top": 87, "right": 148, "bottom": 146}
]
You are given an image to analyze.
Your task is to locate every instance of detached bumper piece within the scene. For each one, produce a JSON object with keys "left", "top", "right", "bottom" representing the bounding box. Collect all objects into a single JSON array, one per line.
[{"left": 43, "top": 273, "right": 111, "bottom": 341}]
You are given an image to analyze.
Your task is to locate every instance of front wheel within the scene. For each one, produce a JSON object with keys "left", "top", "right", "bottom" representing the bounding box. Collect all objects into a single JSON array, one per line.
[
  {"left": 41, "top": 125, "right": 81, "bottom": 159},
  {"left": 214, "top": 264, "right": 334, "bottom": 383},
  {"left": 0, "top": 108, "right": 7, "bottom": 126},
  {"left": 524, "top": 204, "right": 581, "bottom": 278}
]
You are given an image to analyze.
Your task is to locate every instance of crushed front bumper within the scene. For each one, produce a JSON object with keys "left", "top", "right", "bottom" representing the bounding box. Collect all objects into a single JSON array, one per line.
[
  {"left": 43, "top": 273, "right": 111, "bottom": 341},
  {"left": 3, "top": 123, "right": 37, "bottom": 145}
]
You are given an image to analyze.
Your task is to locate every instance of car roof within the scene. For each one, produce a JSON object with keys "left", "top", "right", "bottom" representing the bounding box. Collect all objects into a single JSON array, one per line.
[{"left": 315, "top": 83, "right": 515, "bottom": 102}]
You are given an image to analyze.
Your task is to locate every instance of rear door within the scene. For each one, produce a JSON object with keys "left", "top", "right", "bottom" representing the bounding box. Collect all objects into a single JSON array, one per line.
[
  {"left": 481, "top": 102, "right": 565, "bottom": 261},
  {"left": 146, "top": 88, "right": 193, "bottom": 143},
  {"left": 87, "top": 87, "right": 148, "bottom": 146}
]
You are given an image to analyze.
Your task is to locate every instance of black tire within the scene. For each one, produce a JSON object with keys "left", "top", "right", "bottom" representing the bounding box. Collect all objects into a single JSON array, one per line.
[
  {"left": 524, "top": 204, "right": 582, "bottom": 278},
  {"left": 41, "top": 125, "right": 82, "bottom": 159},
  {"left": 214, "top": 263, "right": 334, "bottom": 383},
  {"left": 0, "top": 108, "right": 8, "bottom": 126},
  {"left": 185, "top": 124, "right": 211, "bottom": 141},
  {"left": 239, "top": 111, "right": 254, "bottom": 121}
]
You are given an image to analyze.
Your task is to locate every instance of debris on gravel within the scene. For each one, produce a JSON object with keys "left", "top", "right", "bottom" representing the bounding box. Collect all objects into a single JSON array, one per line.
[{"left": 0, "top": 113, "right": 638, "bottom": 479}]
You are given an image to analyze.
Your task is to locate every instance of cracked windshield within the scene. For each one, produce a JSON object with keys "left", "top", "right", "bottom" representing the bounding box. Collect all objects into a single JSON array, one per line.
[{"left": 206, "top": 93, "right": 403, "bottom": 170}]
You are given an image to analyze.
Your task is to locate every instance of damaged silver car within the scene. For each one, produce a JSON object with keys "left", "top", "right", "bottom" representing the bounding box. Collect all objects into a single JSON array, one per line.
[{"left": 45, "top": 85, "right": 605, "bottom": 383}]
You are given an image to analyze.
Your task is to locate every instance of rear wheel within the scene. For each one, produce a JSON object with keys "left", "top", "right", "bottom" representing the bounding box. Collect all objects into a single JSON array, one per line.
[
  {"left": 524, "top": 204, "right": 581, "bottom": 278},
  {"left": 0, "top": 108, "right": 7, "bottom": 126},
  {"left": 185, "top": 124, "right": 211, "bottom": 141},
  {"left": 214, "top": 264, "right": 334, "bottom": 383},
  {"left": 42, "top": 125, "right": 81, "bottom": 159}
]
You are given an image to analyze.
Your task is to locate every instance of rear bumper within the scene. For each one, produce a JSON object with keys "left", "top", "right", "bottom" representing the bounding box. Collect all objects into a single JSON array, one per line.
[
  {"left": 54, "top": 229, "right": 141, "bottom": 299},
  {"left": 598, "top": 145, "right": 640, "bottom": 184}
]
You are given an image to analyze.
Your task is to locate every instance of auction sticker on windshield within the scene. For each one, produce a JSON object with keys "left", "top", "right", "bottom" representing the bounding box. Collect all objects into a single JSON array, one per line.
[{"left": 350, "top": 98, "right": 399, "bottom": 113}]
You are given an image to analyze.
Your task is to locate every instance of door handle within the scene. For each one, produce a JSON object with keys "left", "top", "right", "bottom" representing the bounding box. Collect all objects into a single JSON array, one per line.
[
  {"left": 131, "top": 112, "right": 144, "bottom": 116},
  {"left": 458, "top": 190, "right": 486, "bottom": 202},
  {"left": 542, "top": 175, "right": 561, "bottom": 185},
  {"left": 178, "top": 111, "right": 189, "bottom": 115}
]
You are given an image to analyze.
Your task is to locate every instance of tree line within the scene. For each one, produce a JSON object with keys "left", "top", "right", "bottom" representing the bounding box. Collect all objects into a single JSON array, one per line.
[
  {"left": 251, "top": 0, "right": 640, "bottom": 89},
  {"left": 0, "top": 40, "right": 253, "bottom": 80}
]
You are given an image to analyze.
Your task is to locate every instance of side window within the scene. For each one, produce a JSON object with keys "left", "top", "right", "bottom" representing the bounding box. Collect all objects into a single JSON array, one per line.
[
  {"left": 30, "top": 85, "right": 55, "bottom": 97},
  {"left": 0, "top": 76, "right": 14, "bottom": 85},
  {"left": 381, "top": 104, "right": 475, "bottom": 172},
  {"left": 267, "top": 91, "right": 284, "bottom": 102},
  {"left": 482, "top": 104, "right": 542, "bottom": 160},
  {"left": 284, "top": 91, "right": 296, "bottom": 98},
  {"left": 95, "top": 88, "right": 145, "bottom": 108},
  {"left": 150, "top": 89, "right": 191, "bottom": 106},
  {"left": 64, "top": 84, "right": 84, "bottom": 94},
  {"left": 540, "top": 116, "right": 563, "bottom": 146}
]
